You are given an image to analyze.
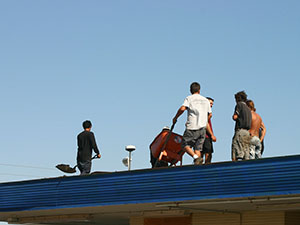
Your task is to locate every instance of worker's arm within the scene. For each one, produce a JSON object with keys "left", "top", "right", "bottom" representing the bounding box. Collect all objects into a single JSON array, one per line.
[
  {"left": 173, "top": 106, "right": 187, "bottom": 124},
  {"left": 233, "top": 103, "right": 239, "bottom": 121},
  {"left": 206, "top": 122, "right": 217, "bottom": 142},
  {"left": 90, "top": 132, "right": 101, "bottom": 158},
  {"left": 208, "top": 112, "right": 212, "bottom": 120},
  {"left": 260, "top": 121, "right": 266, "bottom": 142}
]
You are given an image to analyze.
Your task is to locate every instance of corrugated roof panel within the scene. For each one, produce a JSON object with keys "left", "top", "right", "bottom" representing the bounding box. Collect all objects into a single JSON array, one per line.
[{"left": 1, "top": 155, "right": 300, "bottom": 212}]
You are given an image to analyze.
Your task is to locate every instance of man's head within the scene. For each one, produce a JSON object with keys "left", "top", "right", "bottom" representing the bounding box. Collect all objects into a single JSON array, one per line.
[
  {"left": 190, "top": 82, "right": 201, "bottom": 94},
  {"left": 234, "top": 91, "right": 247, "bottom": 103},
  {"left": 246, "top": 100, "right": 256, "bottom": 111},
  {"left": 82, "top": 120, "right": 92, "bottom": 131},
  {"left": 206, "top": 97, "right": 214, "bottom": 108}
]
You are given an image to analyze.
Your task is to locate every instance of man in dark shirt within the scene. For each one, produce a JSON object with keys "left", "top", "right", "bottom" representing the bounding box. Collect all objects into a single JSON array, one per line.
[
  {"left": 202, "top": 97, "right": 217, "bottom": 164},
  {"left": 77, "top": 120, "right": 101, "bottom": 175},
  {"left": 231, "top": 91, "right": 252, "bottom": 161}
]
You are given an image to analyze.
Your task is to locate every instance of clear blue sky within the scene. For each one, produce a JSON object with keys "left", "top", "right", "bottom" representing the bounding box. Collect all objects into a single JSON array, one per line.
[{"left": 0, "top": 0, "right": 300, "bottom": 184}]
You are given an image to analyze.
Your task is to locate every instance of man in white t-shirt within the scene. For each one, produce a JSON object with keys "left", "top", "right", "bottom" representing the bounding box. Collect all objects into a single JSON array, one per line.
[{"left": 173, "top": 82, "right": 212, "bottom": 165}]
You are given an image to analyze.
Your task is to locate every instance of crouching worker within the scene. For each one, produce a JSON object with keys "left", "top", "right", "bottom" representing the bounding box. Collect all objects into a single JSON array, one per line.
[
  {"left": 77, "top": 120, "right": 101, "bottom": 175},
  {"left": 173, "top": 82, "right": 212, "bottom": 165}
]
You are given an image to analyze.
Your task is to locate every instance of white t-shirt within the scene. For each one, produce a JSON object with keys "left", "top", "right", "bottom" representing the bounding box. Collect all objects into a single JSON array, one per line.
[{"left": 182, "top": 94, "right": 212, "bottom": 130}]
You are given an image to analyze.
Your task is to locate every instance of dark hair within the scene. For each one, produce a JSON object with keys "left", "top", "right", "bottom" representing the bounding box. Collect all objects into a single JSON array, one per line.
[
  {"left": 235, "top": 91, "right": 247, "bottom": 103},
  {"left": 82, "top": 120, "right": 92, "bottom": 129},
  {"left": 246, "top": 99, "right": 256, "bottom": 111},
  {"left": 190, "top": 82, "right": 200, "bottom": 94},
  {"left": 206, "top": 97, "right": 214, "bottom": 102}
]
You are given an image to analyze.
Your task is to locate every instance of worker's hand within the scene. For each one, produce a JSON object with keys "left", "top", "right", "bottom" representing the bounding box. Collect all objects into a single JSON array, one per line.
[
  {"left": 211, "top": 135, "right": 217, "bottom": 142},
  {"left": 232, "top": 114, "right": 238, "bottom": 121},
  {"left": 97, "top": 154, "right": 101, "bottom": 159}
]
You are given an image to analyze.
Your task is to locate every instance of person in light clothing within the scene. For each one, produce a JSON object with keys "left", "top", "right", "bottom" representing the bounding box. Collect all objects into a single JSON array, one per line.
[{"left": 173, "top": 82, "right": 212, "bottom": 165}]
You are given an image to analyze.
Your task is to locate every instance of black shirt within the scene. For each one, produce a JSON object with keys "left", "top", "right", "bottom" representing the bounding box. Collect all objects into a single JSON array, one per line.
[
  {"left": 77, "top": 131, "right": 100, "bottom": 162},
  {"left": 234, "top": 101, "right": 252, "bottom": 131}
]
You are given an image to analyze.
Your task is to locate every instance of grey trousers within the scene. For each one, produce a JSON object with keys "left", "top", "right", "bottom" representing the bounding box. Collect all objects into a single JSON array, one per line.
[
  {"left": 249, "top": 136, "right": 262, "bottom": 159},
  {"left": 77, "top": 160, "right": 92, "bottom": 175},
  {"left": 232, "top": 129, "right": 251, "bottom": 160}
]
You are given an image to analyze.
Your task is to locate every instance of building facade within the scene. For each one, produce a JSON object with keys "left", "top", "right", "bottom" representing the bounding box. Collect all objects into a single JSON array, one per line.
[{"left": 1, "top": 155, "right": 300, "bottom": 225}]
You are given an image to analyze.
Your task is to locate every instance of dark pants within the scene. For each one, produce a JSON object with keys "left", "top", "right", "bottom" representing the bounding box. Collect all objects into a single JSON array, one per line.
[
  {"left": 77, "top": 160, "right": 91, "bottom": 175},
  {"left": 150, "top": 151, "right": 168, "bottom": 168},
  {"left": 202, "top": 138, "right": 213, "bottom": 154}
]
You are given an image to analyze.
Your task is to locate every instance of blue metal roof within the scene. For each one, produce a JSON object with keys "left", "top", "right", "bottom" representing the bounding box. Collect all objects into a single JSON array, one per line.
[{"left": 1, "top": 155, "right": 300, "bottom": 212}]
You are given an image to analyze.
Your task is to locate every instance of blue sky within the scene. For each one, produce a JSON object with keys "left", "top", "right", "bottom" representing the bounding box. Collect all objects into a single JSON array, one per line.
[{"left": 0, "top": 0, "right": 300, "bottom": 186}]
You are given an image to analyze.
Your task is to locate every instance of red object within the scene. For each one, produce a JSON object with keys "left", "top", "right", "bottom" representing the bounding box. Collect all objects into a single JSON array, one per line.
[
  {"left": 206, "top": 119, "right": 213, "bottom": 138},
  {"left": 150, "top": 128, "right": 184, "bottom": 165}
]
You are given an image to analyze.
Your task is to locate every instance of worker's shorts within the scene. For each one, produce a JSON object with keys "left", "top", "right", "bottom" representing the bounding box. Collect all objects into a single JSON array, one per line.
[
  {"left": 182, "top": 127, "right": 206, "bottom": 151},
  {"left": 202, "top": 137, "right": 214, "bottom": 154},
  {"left": 232, "top": 129, "right": 251, "bottom": 160}
]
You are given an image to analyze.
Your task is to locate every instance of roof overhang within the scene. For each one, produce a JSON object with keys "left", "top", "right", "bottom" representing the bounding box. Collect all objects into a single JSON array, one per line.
[{"left": 1, "top": 155, "right": 300, "bottom": 224}]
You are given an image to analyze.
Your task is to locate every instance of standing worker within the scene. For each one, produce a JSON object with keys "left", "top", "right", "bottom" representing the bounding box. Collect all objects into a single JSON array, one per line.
[
  {"left": 202, "top": 97, "right": 217, "bottom": 164},
  {"left": 77, "top": 120, "right": 101, "bottom": 175},
  {"left": 231, "top": 91, "right": 252, "bottom": 161},
  {"left": 173, "top": 82, "right": 212, "bottom": 165},
  {"left": 246, "top": 100, "right": 266, "bottom": 159}
]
